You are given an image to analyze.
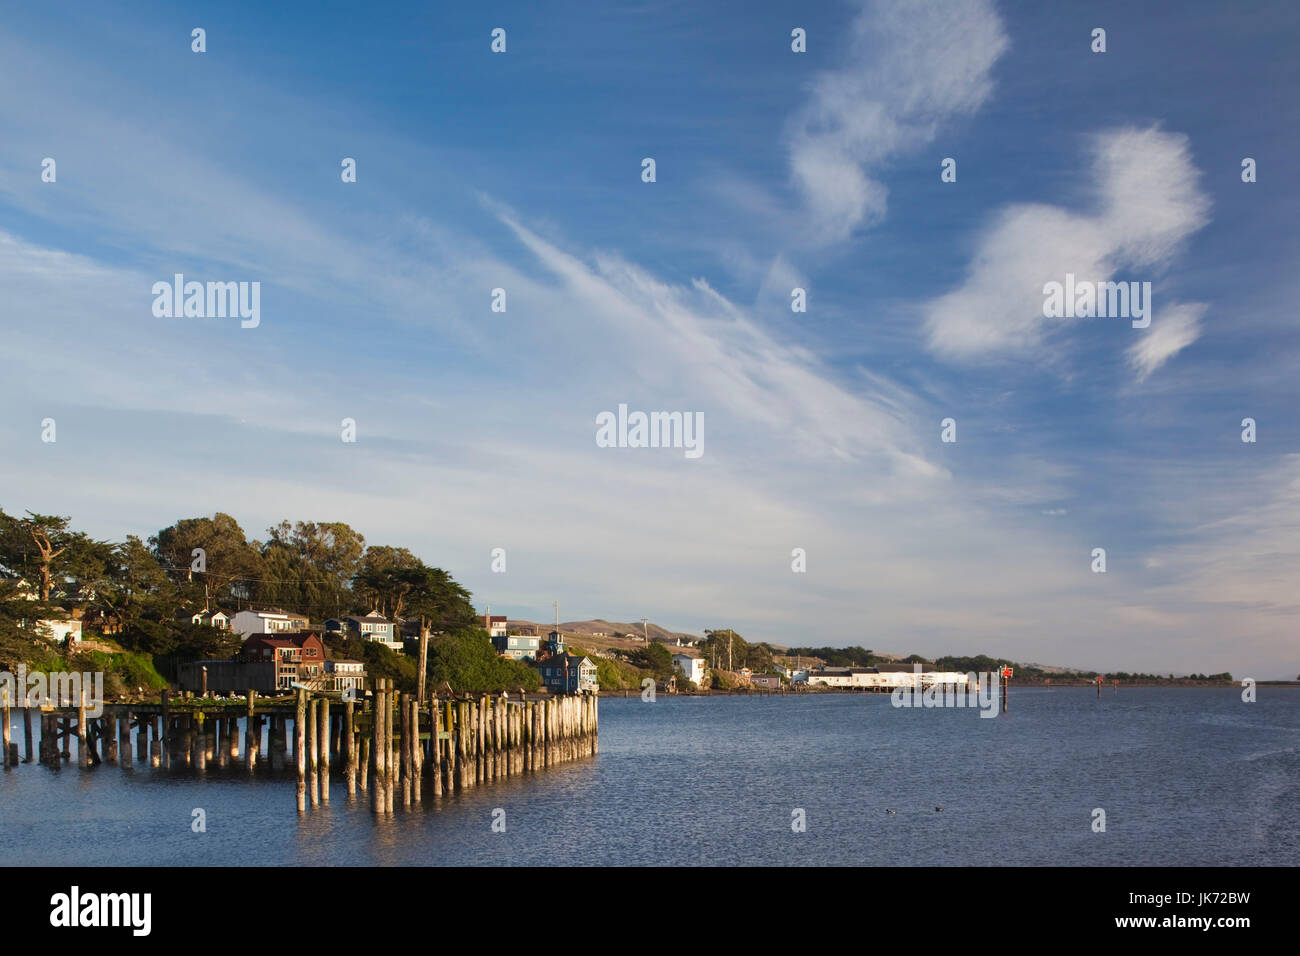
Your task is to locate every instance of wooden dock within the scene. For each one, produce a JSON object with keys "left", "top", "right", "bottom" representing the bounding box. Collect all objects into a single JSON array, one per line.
[{"left": 0, "top": 681, "right": 599, "bottom": 813}]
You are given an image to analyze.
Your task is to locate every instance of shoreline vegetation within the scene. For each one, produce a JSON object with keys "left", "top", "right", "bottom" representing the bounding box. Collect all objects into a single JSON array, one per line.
[
  {"left": 0, "top": 508, "right": 537, "bottom": 698},
  {"left": 0, "top": 507, "right": 1253, "bottom": 700}
]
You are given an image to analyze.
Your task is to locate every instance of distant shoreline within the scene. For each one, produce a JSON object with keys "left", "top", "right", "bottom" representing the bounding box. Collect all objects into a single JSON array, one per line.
[{"left": 598, "top": 680, "right": 1297, "bottom": 698}]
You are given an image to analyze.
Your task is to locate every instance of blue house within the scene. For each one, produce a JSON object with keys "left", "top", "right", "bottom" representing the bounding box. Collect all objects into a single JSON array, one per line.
[
  {"left": 492, "top": 632, "right": 541, "bottom": 660},
  {"left": 536, "top": 652, "right": 598, "bottom": 694}
]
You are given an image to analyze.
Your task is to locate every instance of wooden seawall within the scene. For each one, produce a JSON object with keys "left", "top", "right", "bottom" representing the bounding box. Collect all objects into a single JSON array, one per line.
[{"left": 0, "top": 682, "right": 599, "bottom": 814}]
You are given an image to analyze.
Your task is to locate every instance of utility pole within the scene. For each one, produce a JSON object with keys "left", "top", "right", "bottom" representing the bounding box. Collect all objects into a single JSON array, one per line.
[{"left": 641, "top": 617, "right": 649, "bottom": 645}]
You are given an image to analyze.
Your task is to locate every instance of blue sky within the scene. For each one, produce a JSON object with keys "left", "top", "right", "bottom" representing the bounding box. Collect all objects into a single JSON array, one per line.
[{"left": 1, "top": 1, "right": 1298, "bottom": 676}]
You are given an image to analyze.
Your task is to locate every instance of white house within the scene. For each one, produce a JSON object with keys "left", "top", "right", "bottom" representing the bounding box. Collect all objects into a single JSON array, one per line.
[
  {"left": 672, "top": 652, "right": 707, "bottom": 687},
  {"left": 37, "top": 619, "right": 82, "bottom": 644},
  {"left": 324, "top": 659, "right": 367, "bottom": 694},
  {"left": 191, "top": 609, "right": 230, "bottom": 630},
  {"left": 325, "top": 611, "right": 402, "bottom": 650},
  {"left": 231, "top": 609, "right": 309, "bottom": 637}
]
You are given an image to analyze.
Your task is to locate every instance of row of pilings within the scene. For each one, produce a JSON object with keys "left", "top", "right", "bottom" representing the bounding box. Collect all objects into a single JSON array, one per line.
[
  {"left": 1, "top": 689, "right": 295, "bottom": 771},
  {"left": 298, "top": 680, "right": 600, "bottom": 814},
  {"left": 2, "top": 685, "right": 599, "bottom": 814}
]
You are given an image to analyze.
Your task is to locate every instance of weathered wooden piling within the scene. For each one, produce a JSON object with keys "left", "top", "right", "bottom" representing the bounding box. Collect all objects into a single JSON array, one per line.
[
  {"left": 1, "top": 693, "right": 10, "bottom": 768},
  {"left": 244, "top": 692, "right": 255, "bottom": 771},
  {"left": 409, "top": 694, "right": 422, "bottom": 804},
  {"left": 399, "top": 692, "right": 412, "bottom": 808},
  {"left": 76, "top": 692, "right": 88, "bottom": 767},
  {"left": 436, "top": 702, "right": 447, "bottom": 790},
  {"left": 344, "top": 699, "right": 356, "bottom": 796},
  {"left": 371, "top": 680, "right": 386, "bottom": 814},
  {"left": 120, "top": 711, "right": 132, "bottom": 767},
  {"left": 160, "top": 690, "right": 171, "bottom": 767},
  {"left": 385, "top": 686, "right": 395, "bottom": 814},
  {"left": 307, "top": 698, "right": 320, "bottom": 807},
  {"left": 22, "top": 706, "right": 33, "bottom": 763},
  {"left": 38, "top": 714, "right": 49, "bottom": 767},
  {"left": 104, "top": 713, "right": 118, "bottom": 763},
  {"left": 516, "top": 701, "right": 525, "bottom": 774},
  {"left": 295, "top": 689, "right": 307, "bottom": 813},
  {"left": 428, "top": 693, "right": 441, "bottom": 797},
  {"left": 318, "top": 697, "right": 330, "bottom": 805},
  {"left": 454, "top": 700, "right": 462, "bottom": 788},
  {"left": 495, "top": 696, "right": 503, "bottom": 773},
  {"left": 495, "top": 696, "right": 505, "bottom": 780},
  {"left": 478, "top": 695, "right": 488, "bottom": 783}
]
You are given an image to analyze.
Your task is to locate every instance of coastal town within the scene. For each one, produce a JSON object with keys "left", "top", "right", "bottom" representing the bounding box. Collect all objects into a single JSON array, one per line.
[
  {"left": 0, "top": 509, "right": 1236, "bottom": 717},
  {"left": 172, "top": 608, "right": 602, "bottom": 698},
  {"left": 168, "top": 607, "right": 980, "bottom": 699}
]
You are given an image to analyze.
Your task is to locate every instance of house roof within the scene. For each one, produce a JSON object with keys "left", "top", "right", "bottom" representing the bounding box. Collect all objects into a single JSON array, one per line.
[
  {"left": 348, "top": 611, "right": 390, "bottom": 623},
  {"left": 541, "top": 652, "right": 592, "bottom": 668},
  {"left": 237, "top": 608, "right": 307, "bottom": 620},
  {"left": 243, "top": 633, "right": 321, "bottom": 650}
]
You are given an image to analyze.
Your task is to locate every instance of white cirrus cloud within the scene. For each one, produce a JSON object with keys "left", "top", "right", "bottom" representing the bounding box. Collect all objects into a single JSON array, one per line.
[
  {"left": 1128, "top": 302, "right": 1207, "bottom": 381},
  {"left": 923, "top": 126, "right": 1211, "bottom": 374},
  {"left": 787, "top": 0, "right": 1008, "bottom": 244}
]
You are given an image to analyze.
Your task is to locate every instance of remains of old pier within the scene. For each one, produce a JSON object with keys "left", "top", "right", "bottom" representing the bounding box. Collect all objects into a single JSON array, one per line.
[{"left": 0, "top": 681, "right": 598, "bottom": 813}]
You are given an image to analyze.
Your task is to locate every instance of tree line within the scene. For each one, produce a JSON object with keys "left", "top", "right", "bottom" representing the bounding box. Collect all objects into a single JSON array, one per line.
[{"left": 0, "top": 508, "right": 537, "bottom": 693}]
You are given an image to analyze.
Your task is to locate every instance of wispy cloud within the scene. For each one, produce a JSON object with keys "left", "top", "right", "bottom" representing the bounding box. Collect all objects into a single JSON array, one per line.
[
  {"left": 787, "top": 0, "right": 1008, "bottom": 243},
  {"left": 923, "top": 126, "right": 1211, "bottom": 372},
  {"left": 1128, "top": 302, "right": 1206, "bottom": 380}
]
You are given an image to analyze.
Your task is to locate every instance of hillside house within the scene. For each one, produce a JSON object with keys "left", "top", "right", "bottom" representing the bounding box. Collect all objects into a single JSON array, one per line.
[
  {"left": 190, "top": 609, "right": 230, "bottom": 629},
  {"left": 240, "top": 633, "right": 328, "bottom": 690},
  {"left": 536, "top": 652, "right": 598, "bottom": 694},
  {"left": 179, "top": 633, "right": 366, "bottom": 695},
  {"left": 231, "top": 609, "right": 309, "bottom": 637},
  {"left": 672, "top": 652, "right": 707, "bottom": 687},
  {"left": 34, "top": 618, "right": 82, "bottom": 644},
  {"left": 493, "top": 632, "right": 541, "bottom": 661},
  {"left": 325, "top": 611, "right": 401, "bottom": 650}
]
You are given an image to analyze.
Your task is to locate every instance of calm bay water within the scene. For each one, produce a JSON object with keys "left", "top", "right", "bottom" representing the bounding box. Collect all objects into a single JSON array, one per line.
[{"left": 2, "top": 687, "right": 1297, "bottom": 866}]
